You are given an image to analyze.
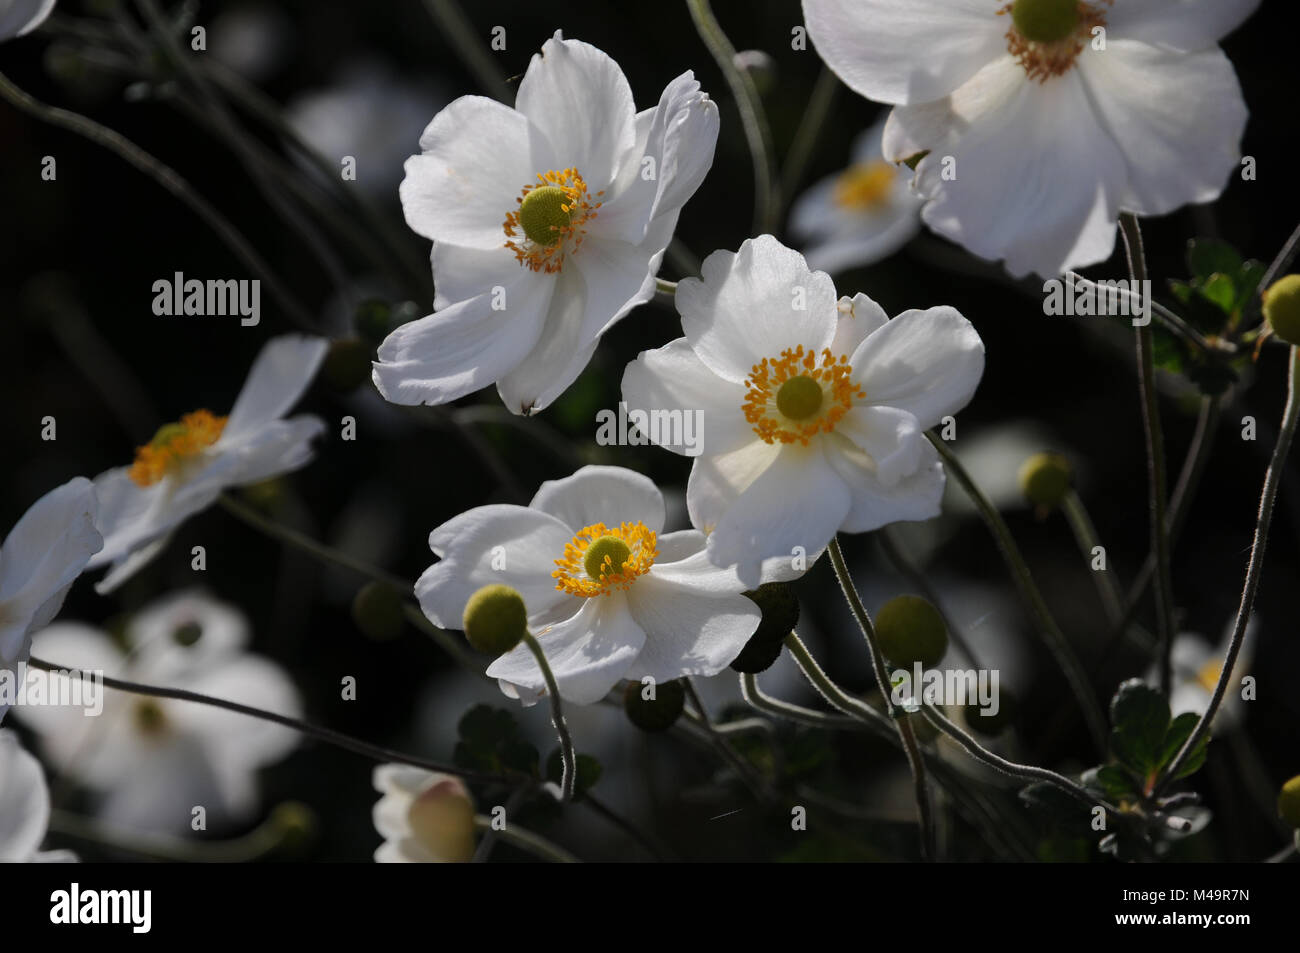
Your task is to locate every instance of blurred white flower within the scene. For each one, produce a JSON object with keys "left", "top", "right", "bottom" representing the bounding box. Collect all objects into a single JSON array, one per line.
[
  {"left": 371, "top": 764, "right": 475, "bottom": 863},
  {"left": 0, "top": 0, "right": 54, "bottom": 43},
  {"left": 789, "top": 118, "right": 922, "bottom": 274},
  {"left": 1, "top": 477, "right": 101, "bottom": 725},
  {"left": 1158, "top": 615, "right": 1259, "bottom": 733},
  {"left": 417, "top": 466, "right": 790, "bottom": 705},
  {"left": 801, "top": 0, "right": 1259, "bottom": 277},
  {"left": 287, "top": 60, "right": 444, "bottom": 199},
  {"left": 88, "top": 335, "right": 327, "bottom": 593},
  {"left": 622, "top": 236, "right": 984, "bottom": 586},
  {"left": 0, "top": 731, "right": 76, "bottom": 862},
  {"left": 16, "top": 590, "right": 301, "bottom": 835},
  {"left": 375, "top": 32, "right": 719, "bottom": 415}
]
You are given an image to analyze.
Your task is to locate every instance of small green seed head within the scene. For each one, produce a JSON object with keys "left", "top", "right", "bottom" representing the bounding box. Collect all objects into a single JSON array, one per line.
[
  {"left": 1012, "top": 0, "right": 1081, "bottom": 44},
  {"left": 172, "top": 620, "right": 203, "bottom": 647},
  {"left": 518, "top": 186, "right": 573, "bottom": 245},
  {"left": 584, "top": 535, "right": 631, "bottom": 581},
  {"left": 1018, "top": 452, "right": 1073, "bottom": 508},
  {"left": 462, "top": 584, "right": 528, "bottom": 655},
  {"left": 776, "top": 375, "right": 824, "bottom": 420},
  {"left": 1263, "top": 274, "right": 1300, "bottom": 346},
  {"left": 875, "top": 595, "right": 949, "bottom": 669},
  {"left": 1279, "top": 775, "right": 1300, "bottom": 830},
  {"left": 352, "top": 581, "right": 406, "bottom": 642}
]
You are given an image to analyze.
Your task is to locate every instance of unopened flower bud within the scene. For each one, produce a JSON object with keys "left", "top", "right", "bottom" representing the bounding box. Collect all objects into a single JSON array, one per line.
[
  {"left": 1018, "top": 452, "right": 1072, "bottom": 508},
  {"left": 875, "top": 595, "right": 948, "bottom": 669},
  {"left": 462, "top": 584, "right": 527, "bottom": 655},
  {"left": 1262, "top": 274, "right": 1300, "bottom": 346}
]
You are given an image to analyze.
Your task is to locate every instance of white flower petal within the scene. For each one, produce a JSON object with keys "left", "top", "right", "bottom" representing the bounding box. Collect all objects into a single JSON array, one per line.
[
  {"left": 431, "top": 243, "right": 518, "bottom": 311},
  {"left": 686, "top": 438, "right": 781, "bottom": 535},
  {"left": 1106, "top": 0, "right": 1259, "bottom": 51},
  {"left": 621, "top": 338, "right": 752, "bottom": 457},
  {"left": 418, "top": 504, "right": 574, "bottom": 628},
  {"left": 514, "top": 34, "right": 637, "bottom": 193},
  {"left": 486, "top": 595, "right": 645, "bottom": 705},
  {"left": 1080, "top": 42, "right": 1247, "bottom": 216},
  {"left": 851, "top": 305, "right": 984, "bottom": 429},
  {"left": 492, "top": 267, "right": 592, "bottom": 416},
  {"left": 529, "top": 465, "right": 666, "bottom": 535},
  {"left": 221, "top": 335, "right": 327, "bottom": 442},
  {"left": 829, "top": 293, "right": 890, "bottom": 357},
  {"left": 801, "top": 0, "right": 1007, "bottom": 105},
  {"left": 677, "top": 236, "right": 838, "bottom": 382},
  {"left": 373, "top": 270, "right": 553, "bottom": 407},
  {"left": 175, "top": 654, "right": 301, "bottom": 768},
  {"left": 623, "top": 573, "right": 760, "bottom": 682},
  {"left": 221, "top": 415, "right": 326, "bottom": 486},
  {"left": 824, "top": 432, "right": 945, "bottom": 533},
  {"left": 400, "top": 95, "right": 549, "bottom": 248},
  {"left": 0, "top": 732, "right": 51, "bottom": 862},
  {"left": 837, "top": 404, "right": 924, "bottom": 487},
  {"left": 0, "top": 0, "right": 55, "bottom": 42}
]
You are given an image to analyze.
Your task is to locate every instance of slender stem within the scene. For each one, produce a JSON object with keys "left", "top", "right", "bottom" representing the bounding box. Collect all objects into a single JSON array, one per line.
[
  {"left": 826, "top": 538, "right": 936, "bottom": 861},
  {"left": 1156, "top": 346, "right": 1300, "bottom": 794},
  {"left": 26, "top": 656, "right": 513, "bottom": 786},
  {"left": 783, "top": 631, "right": 891, "bottom": 731},
  {"left": 420, "top": 0, "right": 510, "bottom": 102},
  {"left": 777, "top": 66, "right": 839, "bottom": 221},
  {"left": 927, "top": 432, "right": 1109, "bottom": 752},
  {"left": 682, "top": 677, "right": 774, "bottom": 799},
  {"left": 521, "top": 632, "right": 576, "bottom": 800},
  {"left": 219, "top": 494, "right": 413, "bottom": 593},
  {"left": 1119, "top": 211, "right": 1176, "bottom": 698},
  {"left": 739, "top": 672, "right": 863, "bottom": 731},
  {"left": 684, "top": 0, "right": 779, "bottom": 235},
  {"left": 0, "top": 71, "right": 314, "bottom": 329},
  {"left": 1255, "top": 220, "right": 1300, "bottom": 312},
  {"left": 471, "top": 814, "right": 579, "bottom": 863},
  {"left": 472, "top": 785, "right": 530, "bottom": 863},
  {"left": 1064, "top": 272, "right": 1221, "bottom": 354},
  {"left": 48, "top": 806, "right": 298, "bottom": 862},
  {"left": 1061, "top": 489, "right": 1126, "bottom": 626},
  {"left": 403, "top": 603, "right": 489, "bottom": 679},
  {"left": 655, "top": 277, "right": 678, "bottom": 306}
]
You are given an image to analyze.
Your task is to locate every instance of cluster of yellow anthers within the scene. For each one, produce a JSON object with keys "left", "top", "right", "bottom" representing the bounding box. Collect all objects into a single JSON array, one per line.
[
  {"left": 552, "top": 521, "right": 657, "bottom": 597},
  {"left": 833, "top": 161, "right": 895, "bottom": 212},
  {"left": 744, "top": 346, "right": 863, "bottom": 445},
  {"left": 127, "top": 409, "right": 226, "bottom": 487},
  {"left": 1000, "top": 0, "right": 1112, "bottom": 83},
  {"left": 503, "top": 168, "right": 603, "bottom": 274}
]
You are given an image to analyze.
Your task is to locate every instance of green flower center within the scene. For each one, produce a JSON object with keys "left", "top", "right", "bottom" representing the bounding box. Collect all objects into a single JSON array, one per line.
[
  {"left": 584, "top": 535, "right": 632, "bottom": 581},
  {"left": 1011, "top": 0, "right": 1080, "bottom": 44},
  {"left": 775, "top": 375, "right": 824, "bottom": 420},
  {"left": 134, "top": 699, "right": 168, "bottom": 737},
  {"left": 518, "top": 186, "right": 574, "bottom": 246}
]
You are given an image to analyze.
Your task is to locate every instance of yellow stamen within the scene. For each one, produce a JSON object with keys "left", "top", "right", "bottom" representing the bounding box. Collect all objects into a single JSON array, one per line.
[
  {"left": 1196, "top": 659, "right": 1224, "bottom": 694},
  {"left": 999, "top": 0, "right": 1111, "bottom": 83},
  {"left": 743, "top": 346, "right": 863, "bottom": 445},
  {"left": 503, "top": 168, "right": 602, "bottom": 274},
  {"left": 833, "top": 161, "right": 895, "bottom": 212},
  {"left": 553, "top": 521, "right": 656, "bottom": 597},
  {"left": 127, "top": 409, "right": 226, "bottom": 487}
]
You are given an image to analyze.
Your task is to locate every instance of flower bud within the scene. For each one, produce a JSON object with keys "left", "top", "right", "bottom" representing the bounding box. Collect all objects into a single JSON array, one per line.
[
  {"left": 623, "top": 678, "right": 686, "bottom": 733},
  {"left": 1018, "top": 452, "right": 1072, "bottom": 508},
  {"left": 407, "top": 777, "right": 476, "bottom": 863},
  {"left": 733, "top": 50, "right": 776, "bottom": 96},
  {"left": 1278, "top": 775, "right": 1300, "bottom": 830},
  {"left": 731, "top": 582, "right": 800, "bottom": 674},
  {"left": 462, "top": 584, "right": 528, "bottom": 655},
  {"left": 875, "top": 595, "right": 948, "bottom": 669},
  {"left": 1262, "top": 274, "right": 1300, "bottom": 346},
  {"left": 352, "top": 581, "right": 405, "bottom": 642}
]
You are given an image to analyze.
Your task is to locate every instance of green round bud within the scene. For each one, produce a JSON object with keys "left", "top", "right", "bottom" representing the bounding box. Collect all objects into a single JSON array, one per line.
[
  {"left": 964, "top": 689, "right": 1017, "bottom": 737},
  {"left": 875, "top": 595, "right": 948, "bottom": 669},
  {"left": 623, "top": 678, "right": 686, "bottom": 733},
  {"left": 172, "top": 620, "right": 203, "bottom": 647},
  {"left": 1278, "top": 775, "right": 1300, "bottom": 830},
  {"left": 462, "top": 584, "right": 528, "bottom": 655},
  {"left": 1262, "top": 274, "right": 1300, "bottom": 346},
  {"left": 321, "top": 338, "right": 373, "bottom": 393},
  {"left": 269, "top": 801, "right": 318, "bottom": 854},
  {"left": 352, "top": 581, "right": 406, "bottom": 642},
  {"left": 730, "top": 582, "right": 800, "bottom": 674},
  {"left": 1011, "top": 0, "right": 1080, "bottom": 45},
  {"left": 584, "top": 535, "right": 631, "bottom": 580},
  {"left": 1018, "top": 452, "right": 1073, "bottom": 508},
  {"left": 733, "top": 49, "right": 776, "bottom": 96},
  {"left": 776, "top": 375, "right": 824, "bottom": 420},
  {"left": 519, "top": 186, "right": 573, "bottom": 245}
]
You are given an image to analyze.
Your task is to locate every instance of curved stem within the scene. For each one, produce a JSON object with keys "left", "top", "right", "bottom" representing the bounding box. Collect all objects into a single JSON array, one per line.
[
  {"left": 684, "top": 0, "right": 779, "bottom": 235},
  {"left": 826, "top": 538, "right": 936, "bottom": 861},
  {"left": 1120, "top": 211, "right": 1176, "bottom": 698},
  {"left": 783, "top": 631, "right": 890, "bottom": 731},
  {"left": 777, "top": 65, "right": 839, "bottom": 220},
  {"left": 1061, "top": 489, "right": 1126, "bottom": 626},
  {"left": 1156, "top": 345, "right": 1300, "bottom": 794},
  {"left": 927, "top": 432, "right": 1109, "bottom": 753},
  {"left": 739, "top": 672, "right": 863, "bottom": 732},
  {"left": 420, "top": 0, "right": 509, "bottom": 102},
  {"left": 471, "top": 814, "right": 579, "bottom": 863},
  {"left": 521, "top": 632, "right": 576, "bottom": 800}
]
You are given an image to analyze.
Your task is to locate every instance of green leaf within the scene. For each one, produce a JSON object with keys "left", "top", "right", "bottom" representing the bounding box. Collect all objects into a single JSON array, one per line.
[
  {"left": 1088, "top": 764, "right": 1140, "bottom": 799},
  {"left": 1233, "top": 260, "right": 1268, "bottom": 316},
  {"left": 1199, "top": 273, "right": 1237, "bottom": 314},
  {"left": 1109, "top": 679, "right": 1171, "bottom": 775},
  {"left": 1187, "top": 238, "right": 1241, "bottom": 284},
  {"left": 1158, "top": 712, "right": 1211, "bottom": 779},
  {"left": 545, "top": 750, "right": 602, "bottom": 796}
]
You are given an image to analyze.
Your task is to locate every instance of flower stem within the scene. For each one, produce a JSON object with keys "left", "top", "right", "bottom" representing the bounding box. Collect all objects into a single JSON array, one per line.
[
  {"left": 778, "top": 65, "right": 839, "bottom": 219},
  {"left": 1119, "top": 211, "right": 1176, "bottom": 698},
  {"left": 826, "top": 538, "right": 937, "bottom": 861},
  {"left": 471, "top": 814, "right": 579, "bottom": 863},
  {"left": 739, "top": 672, "right": 862, "bottom": 731},
  {"left": 1155, "top": 345, "right": 1300, "bottom": 795},
  {"left": 521, "top": 632, "right": 576, "bottom": 801},
  {"left": 783, "top": 630, "right": 891, "bottom": 731},
  {"left": 926, "top": 432, "right": 1109, "bottom": 753},
  {"left": 1060, "top": 489, "right": 1126, "bottom": 626},
  {"left": 420, "top": 0, "right": 510, "bottom": 102},
  {"left": 681, "top": 677, "right": 775, "bottom": 799},
  {"left": 684, "top": 0, "right": 779, "bottom": 235}
]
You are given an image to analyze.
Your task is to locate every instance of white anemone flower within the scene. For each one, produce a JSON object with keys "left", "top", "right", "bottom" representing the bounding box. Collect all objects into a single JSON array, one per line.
[
  {"left": 16, "top": 590, "right": 301, "bottom": 835},
  {"left": 622, "top": 236, "right": 984, "bottom": 586},
  {"left": 374, "top": 32, "right": 719, "bottom": 415},
  {"left": 372, "top": 765, "right": 476, "bottom": 863},
  {"left": 1, "top": 477, "right": 101, "bottom": 725},
  {"left": 801, "top": 0, "right": 1259, "bottom": 277},
  {"left": 87, "top": 335, "right": 327, "bottom": 593},
  {"left": 0, "top": 0, "right": 55, "bottom": 42},
  {"left": 789, "top": 117, "right": 922, "bottom": 274},
  {"left": 0, "top": 731, "right": 76, "bottom": 862},
  {"left": 1157, "top": 615, "right": 1259, "bottom": 733},
  {"left": 416, "top": 465, "right": 789, "bottom": 705}
]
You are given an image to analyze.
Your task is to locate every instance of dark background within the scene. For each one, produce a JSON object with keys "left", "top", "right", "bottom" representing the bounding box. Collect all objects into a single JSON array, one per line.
[{"left": 1, "top": 0, "right": 1296, "bottom": 861}]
